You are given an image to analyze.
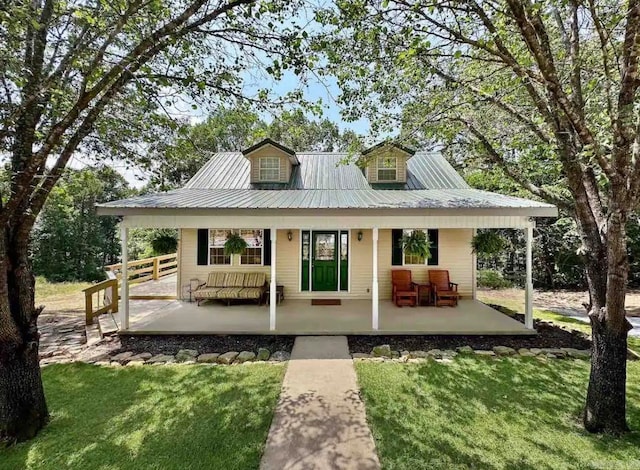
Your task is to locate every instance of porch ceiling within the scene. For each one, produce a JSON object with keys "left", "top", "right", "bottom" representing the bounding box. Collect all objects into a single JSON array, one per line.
[{"left": 120, "top": 299, "right": 533, "bottom": 336}]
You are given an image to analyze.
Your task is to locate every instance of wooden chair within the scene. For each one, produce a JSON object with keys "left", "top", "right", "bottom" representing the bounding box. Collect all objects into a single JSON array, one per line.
[
  {"left": 391, "top": 270, "right": 418, "bottom": 307},
  {"left": 429, "top": 270, "right": 460, "bottom": 307}
]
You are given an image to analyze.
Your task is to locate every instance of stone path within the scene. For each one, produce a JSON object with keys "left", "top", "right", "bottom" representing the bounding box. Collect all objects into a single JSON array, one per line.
[{"left": 260, "top": 336, "right": 380, "bottom": 470}]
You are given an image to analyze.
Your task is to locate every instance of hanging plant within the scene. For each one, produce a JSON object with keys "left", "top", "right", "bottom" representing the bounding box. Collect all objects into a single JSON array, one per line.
[
  {"left": 224, "top": 232, "right": 247, "bottom": 255},
  {"left": 472, "top": 230, "right": 507, "bottom": 256},
  {"left": 401, "top": 230, "right": 432, "bottom": 260}
]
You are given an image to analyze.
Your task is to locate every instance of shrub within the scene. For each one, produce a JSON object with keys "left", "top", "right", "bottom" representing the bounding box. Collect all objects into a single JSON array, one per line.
[{"left": 478, "top": 269, "right": 513, "bottom": 289}]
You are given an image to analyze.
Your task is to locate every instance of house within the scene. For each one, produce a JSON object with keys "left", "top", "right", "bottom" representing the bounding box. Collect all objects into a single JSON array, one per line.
[{"left": 97, "top": 139, "right": 557, "bottom": 335}]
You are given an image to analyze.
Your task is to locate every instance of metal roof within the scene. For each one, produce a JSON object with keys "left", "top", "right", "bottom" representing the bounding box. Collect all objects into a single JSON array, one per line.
[
  {"left": 98, "top": 188, "right": 556, "bottom": 212},
  {"left": 98, "top": 150, "right": 556, "bottom": 216},
  {"left": 183, "top": 151, "right": 470, "bottom": 190}
]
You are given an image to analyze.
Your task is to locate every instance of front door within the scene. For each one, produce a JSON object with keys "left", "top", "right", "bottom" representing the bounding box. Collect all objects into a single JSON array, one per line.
[{"left": 312, "top": 231, "right": 338, "bottom": 291}]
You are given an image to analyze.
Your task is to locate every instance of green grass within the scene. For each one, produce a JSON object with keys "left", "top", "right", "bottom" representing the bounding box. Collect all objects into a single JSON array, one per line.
[
  {"left": 357, "top": 358, "right": 640, "bottom": 470},
  {"left": 1, "top": 363, "right": 285, "bottom": 470},
  {"left": 35, "top": 276, "right": 92, "bottom": 313}
]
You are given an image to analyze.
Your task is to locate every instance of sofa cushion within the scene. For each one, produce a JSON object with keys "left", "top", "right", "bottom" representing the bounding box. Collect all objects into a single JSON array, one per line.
[
  {"left": 206, "top": 272, "right": 226, "bottom": 288},
  {"left": 216, "top": 287, "right": 243, "bottom": 299},
  {"left": 194, "top": 287, "right": 223, "bottom": 299},
  {"left": 237, "top": 287, "right": 264, "bottom": 299},
  {"left": 223, "top": 272, "right": 245, "bottom": 287},
  {"left": 243, "top": 272, "right": 266, "bottom": 288}
]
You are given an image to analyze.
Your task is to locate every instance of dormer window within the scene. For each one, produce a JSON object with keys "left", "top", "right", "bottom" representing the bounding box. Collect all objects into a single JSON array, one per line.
[
  {"left": 377, "top": 155, "right": 397, "bottom": 181},
  {"left": 259, "top": 156, "right": 280, "bottom": 181},
  {"left": 362, "top": 141, "right": 416, "bottom": 184},
  {"left": 242, "top": 138, "right": 299, "bottom": 184}
]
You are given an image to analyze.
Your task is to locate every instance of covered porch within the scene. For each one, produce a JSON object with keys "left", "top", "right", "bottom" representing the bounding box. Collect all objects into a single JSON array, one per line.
[{"left": 119, "top": 298, "right": 532, "bottom": 335}]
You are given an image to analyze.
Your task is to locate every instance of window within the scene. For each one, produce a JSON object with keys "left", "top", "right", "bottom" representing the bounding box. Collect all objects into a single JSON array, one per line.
[
  {"left": 402, "top": 229, "right": 439, "bottom": 266},
  {"left": 239, "top": 229, "right": 263, "bottom": 265},
  {"left": 209, "top": 229, "right": 231, "bottom": 265},
  {"left": 377, "top": 155, "right": 397, "bottom": 181},
  {"left": 259, "top": 157, "right": 280, "bottom": 181}
]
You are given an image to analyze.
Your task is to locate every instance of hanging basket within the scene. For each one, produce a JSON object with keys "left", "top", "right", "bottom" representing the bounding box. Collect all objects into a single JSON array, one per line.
[
  {"left": 401, "top": 230, "right": 432, "bottom": 260},
  {"left": 471, "top": 231, "right": 506, "bottom": 256},
  {"left": 224, "top": 232, "right": 248, "bottom": 255}
]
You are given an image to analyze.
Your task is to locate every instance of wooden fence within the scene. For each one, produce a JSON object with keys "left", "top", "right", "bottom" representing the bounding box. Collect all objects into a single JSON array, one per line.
[{"left": 84, "top": 253, "right": 177, "bottom": 325}]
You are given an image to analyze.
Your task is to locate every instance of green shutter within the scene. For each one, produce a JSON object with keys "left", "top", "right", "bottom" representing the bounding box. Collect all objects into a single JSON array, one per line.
[
  {"left": 263, "top": 229, "right": 271, "bottom": 265},
  {"left": 428, "top": 229, "right": 439, "bottom": 265},
  {"left": 391, "top": 229, "right": 403, "bottom": 266},
  {"left": 197, "top": 229, "right": 208, "bottom": 265}
]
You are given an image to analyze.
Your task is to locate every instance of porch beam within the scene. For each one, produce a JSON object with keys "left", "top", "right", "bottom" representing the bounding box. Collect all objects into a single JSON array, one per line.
[
  {"left": 372, "top": 227, "right": 379, "bottom": 330},
  {"left": 269, "top": 228, "right": 277, "bottom": 331},
  {"left": 120, "top": 226, "right": 130, "bottom": 330},
  {"left": 525, "top": 226, "right": 534, "bottom": 329}
]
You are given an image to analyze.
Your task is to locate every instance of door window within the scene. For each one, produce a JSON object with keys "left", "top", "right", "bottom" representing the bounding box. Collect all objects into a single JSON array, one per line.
[{"left": 314, "top": 233, "right": 336, "bottom": 260}]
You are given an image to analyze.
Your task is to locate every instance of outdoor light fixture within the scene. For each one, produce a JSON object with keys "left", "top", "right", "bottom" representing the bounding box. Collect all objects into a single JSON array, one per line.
[
  {"left": 287, "top": 230, "right": 293, "bottom": 241},
  {"left": 357, "top": 231, "right": 363, "bottom": 241}
]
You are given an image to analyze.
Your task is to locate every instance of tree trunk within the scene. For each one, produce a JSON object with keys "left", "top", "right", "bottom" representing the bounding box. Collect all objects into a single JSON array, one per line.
[
  {"left": 0, "top": 225, "right": 49, "bottom": 444},
  {"left": 583, "top": 208, "right": 631, "bottom": 434}
]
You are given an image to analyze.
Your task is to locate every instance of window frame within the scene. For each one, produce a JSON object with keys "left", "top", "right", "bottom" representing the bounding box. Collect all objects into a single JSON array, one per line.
[
  {"left": 238, "top": 229, "right": 264, "bottom": 266},
  {"left": 377, "top": 155, "right": 398, "bottom": 181},
  {"left": 208, "top": 229, "right": 232, "bottom": 266},
  {"left": 401, "top": 229, "right": 438, "bottom": 266},
  {"left": 259, "top": 156, "right": 281, "bottom": 181}
]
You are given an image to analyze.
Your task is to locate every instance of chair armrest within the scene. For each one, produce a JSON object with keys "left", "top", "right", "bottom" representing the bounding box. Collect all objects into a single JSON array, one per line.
[
  {"left": 197, "top": 282, "right": 206, "bottom": 289},
  {"left": 410, "top": 282, "right": 419, "bottom": 292},
  {"left": 449, "top": 282, "right": 458, "bottom": 291}
]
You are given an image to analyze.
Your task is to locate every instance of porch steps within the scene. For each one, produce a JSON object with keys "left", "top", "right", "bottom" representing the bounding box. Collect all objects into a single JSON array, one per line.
[{"left": 97, "top": 313, "right": 119, "bottom": 337}]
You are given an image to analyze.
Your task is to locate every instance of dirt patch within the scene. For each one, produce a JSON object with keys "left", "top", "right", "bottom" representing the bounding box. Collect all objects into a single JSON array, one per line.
[
  {"left": 348, "top": 305, "right": 591, "bottom": 353},
  {"left": 119, "top": 334, "right": 295, "bottom": 355}
]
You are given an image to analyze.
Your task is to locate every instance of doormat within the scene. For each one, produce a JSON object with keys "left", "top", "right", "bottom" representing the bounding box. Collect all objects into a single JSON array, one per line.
[{"left": 311, "top": 299, "right": 342, "bottom": 306}]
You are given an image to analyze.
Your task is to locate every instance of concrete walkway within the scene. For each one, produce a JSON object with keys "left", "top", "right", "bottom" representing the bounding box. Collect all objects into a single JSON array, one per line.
[{"left": 261, "top": 336, "right": 380, "bottom": 470}]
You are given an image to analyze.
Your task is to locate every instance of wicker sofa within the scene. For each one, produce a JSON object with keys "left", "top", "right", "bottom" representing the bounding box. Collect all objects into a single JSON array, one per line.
[{"left": 194, "top": 272, "right": 268, "bottom": 306}]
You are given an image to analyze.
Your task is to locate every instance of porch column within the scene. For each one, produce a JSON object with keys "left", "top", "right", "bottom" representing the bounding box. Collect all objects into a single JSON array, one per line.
[
  {"left": 525, "top": 226, "right": 534, "bottom": 329},
  {"left": 120, "top": 226, "right": 130, "bottom": 331},
  {"left": 269, "top": 228, "right": 277, "bottom": 331},
  {"left": 372, "top": 227, "right": 379, "bottom": 330}
]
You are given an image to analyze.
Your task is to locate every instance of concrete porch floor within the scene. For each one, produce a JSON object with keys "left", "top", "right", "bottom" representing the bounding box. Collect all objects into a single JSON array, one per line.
[{"left": 119, "top": 298, "right": 534, "bottom": 335}]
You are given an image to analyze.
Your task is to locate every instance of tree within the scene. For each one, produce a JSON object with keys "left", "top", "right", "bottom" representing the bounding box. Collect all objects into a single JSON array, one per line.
[
  {"left": 32, "top": 167, "right": 132, "bottom": 282},
  {"left": 146, "top": 107, "right": 362, "bottom": 188},
  {"left": 319, "top": 0, "right": 639, "bottom": 433},
  {"left": 0, "top": 0, "right": 310, "bottom": 442}
]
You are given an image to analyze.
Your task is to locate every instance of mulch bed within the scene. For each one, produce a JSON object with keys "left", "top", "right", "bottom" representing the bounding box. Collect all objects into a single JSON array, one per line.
[
  {"left": 348, "top": 305, "right": 592, "bottom": 353},
  {"left": 119, "top": 335, "right": 295, "bottom": 355}
]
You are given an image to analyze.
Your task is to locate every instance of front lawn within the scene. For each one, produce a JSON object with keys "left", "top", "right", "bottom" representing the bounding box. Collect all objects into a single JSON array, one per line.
[
  {"left": 1, "top": 363, "right": 285, "bottom": 470},
  {"left": 357, "top": 358, "right": 640, "bottom": 470}
]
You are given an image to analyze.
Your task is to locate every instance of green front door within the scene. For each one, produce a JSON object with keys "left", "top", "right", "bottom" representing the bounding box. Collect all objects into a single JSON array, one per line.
[{"left": 312, "top": 231, "right": 338, "bottom": 291}]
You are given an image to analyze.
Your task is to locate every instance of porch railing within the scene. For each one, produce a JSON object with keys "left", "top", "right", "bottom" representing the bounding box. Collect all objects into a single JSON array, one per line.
[
  {"left": 84, "top": 253, "right": 178, "bottom": 325},
  {"left": 104, "top": 252, "right": 177, "bottom": 284}
]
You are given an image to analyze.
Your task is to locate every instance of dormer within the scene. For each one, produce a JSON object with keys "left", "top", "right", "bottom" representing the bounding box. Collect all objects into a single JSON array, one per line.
[
  {"left": 361, "top": 141, "right": 416, "bottom": 184},
  {"left": 242, "top": 138, "right": 299, "bottom": 184}
]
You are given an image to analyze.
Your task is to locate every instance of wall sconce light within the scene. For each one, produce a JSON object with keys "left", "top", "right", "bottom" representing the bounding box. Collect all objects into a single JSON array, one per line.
[
  {"left": 287, "top": 230, "right": 293, "bottom": 241},
  {"left": 357, "top": 231, "right": 363, "bottom": 242}
]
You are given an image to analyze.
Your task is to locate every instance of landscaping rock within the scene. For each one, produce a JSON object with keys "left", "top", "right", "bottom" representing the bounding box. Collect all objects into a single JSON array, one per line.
[
  {"left": 372, "top": 344, "right": 392, "bottom": 357},
  {"left": 270, "top": 350, "right": 291, "bottom": 362},
  {"left": 235, "top": 351, "right": 256, "bottom": 363},
  {"left": 518, "top": 348, "right": 535, "bottom": 357},
  {"left": 530, "top": 348, "right": 543, "bottom": 355},
  {"left": 126, "top": 360, "right": 145, "bottom": 367},
  {"left": 175, "top": 349, "right": 199, "bottom": 362},
  {"left": 456, "top": 345, "right": 474, "bottom": 354},
  {"left": 197, "top": 353, "right": 220, "bottom": 363},
  {"left": 147, "top": 354, "right": 175, "bottom": 364},
  {"left": 475, "top": 350, "right": 496, "bottom": 356},
  {"left": 541, "top": 348, "right": 567, "bottom": 358},
  {"left": 443, "top": 349, "right": 457, "bottom": 358},
  {"left": 352, "top": 353, "right": 372, "bottom": 359},
  {"left": 256, "top": 348, "right": 271, "bottom": 361},
  {"left": 112, "top": 351, "right": 134, "bottom": 362},
  {"left": 493, "top": 346, "right": 516, "bottom": 356},
  {"left": 409, "top": 350, "right": 429, "bottom": 359},
  {"left": 390, "top": 350, "right": 400, "bottom": 359},
  {"left": 427, "top": 349, "right": 444, "bottom": 358},
  {"left": 562, "top": 348, "right": 591, "bottom": 359},
  {"left": 129, "top": 352, "right": 152, "bottom": 362},
  {"left": 217, "top": 351, "right": 239, "bottom": 364}
]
